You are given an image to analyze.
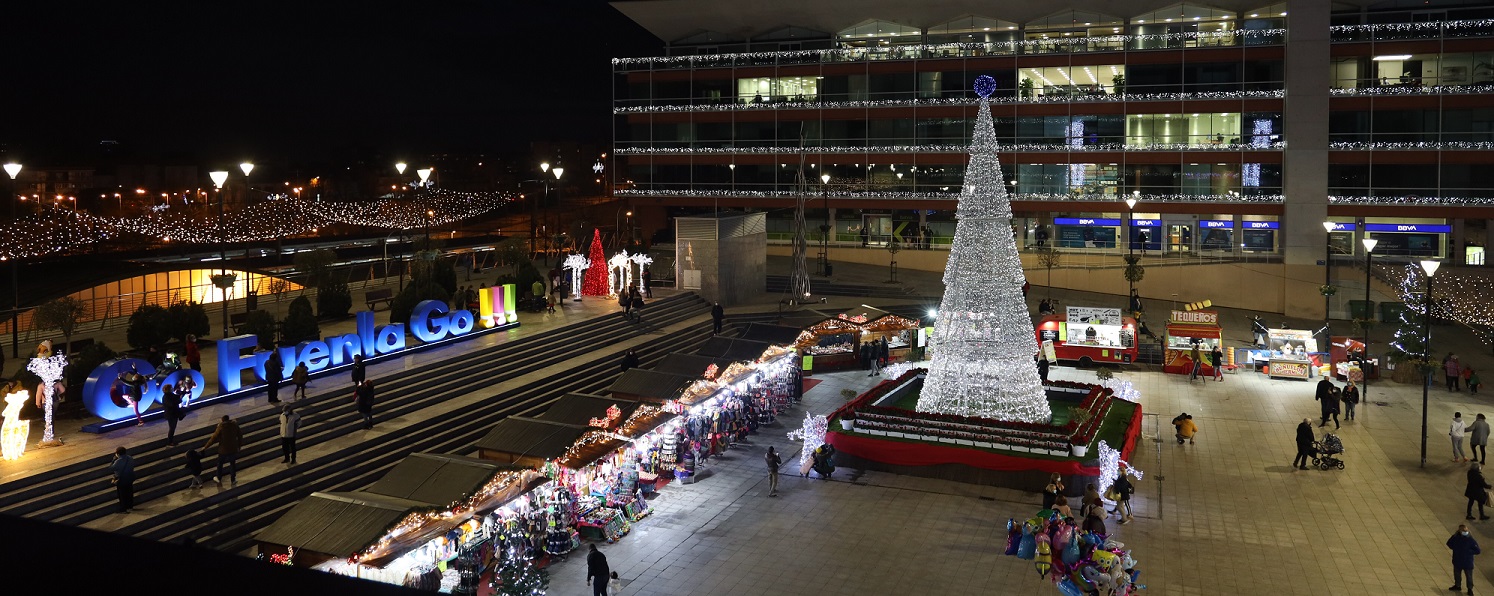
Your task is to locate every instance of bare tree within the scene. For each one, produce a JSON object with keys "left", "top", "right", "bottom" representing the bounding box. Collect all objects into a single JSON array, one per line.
[
  {"left": 33, "top": 297, "right": 88, "bottom": 352},
  {"left": 1035, "top": 246, "right": 1062, "bottom": 298}
]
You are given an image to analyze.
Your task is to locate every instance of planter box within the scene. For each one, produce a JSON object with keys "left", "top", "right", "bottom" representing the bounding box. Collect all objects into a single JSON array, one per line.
[
  {"left": 956, "top": 439, "right": 975, "bottom": 446},
  {"left": 973, "top": 441, "right": 995, "bottom": 449},
  {"left": 938, "top": 436, "right": 958, "bottom": 444},
  {"left": 866, "top": 429, "right": 886, "bottom": 436},
  {"left": 1049, "top": 449, "right": 1068, "bottom": 456},
  {"left": 1071, "top": 445, "right": 1089, "bottom": 457},
  {"left": 1011, "top": 445, "right": 1031, "bottom": 453},
  {"left": 886, "top": 432, "right": 904, "bottom": 438}
]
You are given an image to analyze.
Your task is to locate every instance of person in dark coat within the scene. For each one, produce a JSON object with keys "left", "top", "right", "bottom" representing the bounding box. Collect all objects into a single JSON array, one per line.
[
  {"left": 1316, "top": 379, "right": 1339, "bottom": 429},
  {"left": 351, "top": 353, "right": 367, "bottom": 388},
  {"left": 1081, "top": 509, "right": 1106, "bottom": 536},
  {"left": 109, "top": 446, "right": 135, "bottom": 513},
  {"left": 1293, "top": 419, "right": 1315, "bottom": 470},
  {"left": 711, "top": 302, "right": 725, "bottom": 334},
  {"left": 354, "top": 380, "right": 375, "bottom": 430},
  {"left": 185, "top": 449, "right": 205, "bottom": 489},
  {"left": 1448, "top": 524, "right": 1481, "bottom": 594},
  {"left": 1468, "top": 462, "right": 1492, "bottom": 520},
  {"left": 1037, "top": 354, "right": 1051, "bottom": 382},
  {"left": 586, "top": 544, "right": 610, "bottom": 596},
  {"left": 265, "top": 349, "right": 283, "bottom": 404},
  {"left": 161, "top": 383, "right": 182, "bottom": 446},
  {"left": 620, "top": 350, "right": 639, "bottom": 372},
  {"left": 641, "top": 266, "right": 652, "bottom": 298}
]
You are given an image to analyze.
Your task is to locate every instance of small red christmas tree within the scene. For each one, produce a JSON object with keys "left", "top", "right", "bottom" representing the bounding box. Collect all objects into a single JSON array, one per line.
[{"left": 582, "top": 228, "right": 610, "bottom": 296}]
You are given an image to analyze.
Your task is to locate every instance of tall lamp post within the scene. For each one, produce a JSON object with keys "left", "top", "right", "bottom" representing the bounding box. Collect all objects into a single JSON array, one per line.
[
  {"left": 4, "top": 162, "right": 21, "bottom": 358},
  {"left": 1322, "top": 220, "right": 1338, "bottom": 333},
  {"left": 1125, "top": 193, "right": 1138, "bottom": 302},
  {"left": 818, "top": 173, "right": 831, "bottom": 277},
  {"left": 1419, "top": 259, "right": 1441, "bottom": 468},
  {"left": 239, "top": 162, "right": 254, "bottom": 204},
  {"left": 1360, "top": 237, "right": 1378, "bottom": 419},
  {"left": 615, "top": 209, "right": 633, "bottom": 250},
  {"left": 210, "top": 170, "right": 230, "bottom": 337},
  {"left": 417, "top": 169, "right": 433, "bottom": 243}
]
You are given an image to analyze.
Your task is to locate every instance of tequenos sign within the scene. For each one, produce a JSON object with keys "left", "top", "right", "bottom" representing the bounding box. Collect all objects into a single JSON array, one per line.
[{"left": 82, "top": 292, "right": 518, "bottom": 425}]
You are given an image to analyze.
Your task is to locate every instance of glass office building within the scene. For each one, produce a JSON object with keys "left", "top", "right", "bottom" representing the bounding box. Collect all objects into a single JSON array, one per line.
[{"left": 611, "top": 1, "right": 1494, "bottom": 263}]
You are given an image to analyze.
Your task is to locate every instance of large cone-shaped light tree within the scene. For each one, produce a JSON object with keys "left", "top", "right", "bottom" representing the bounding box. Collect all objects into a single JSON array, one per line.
[
  {"left": 582, "top": 229, "right": 610, "bottom": 297},
  {"left": 916, "top": 75, "right": 1052, "bottom": 424}
]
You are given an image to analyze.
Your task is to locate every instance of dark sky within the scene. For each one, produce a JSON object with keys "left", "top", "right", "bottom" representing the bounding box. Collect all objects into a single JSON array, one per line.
[{"left": 6, "top": 1, "right": 661, "bottom": 165}]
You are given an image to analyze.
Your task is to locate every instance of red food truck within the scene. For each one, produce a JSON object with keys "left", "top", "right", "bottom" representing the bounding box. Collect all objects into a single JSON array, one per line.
[{"left": 1035, "top": 307, "right": 1138, "bottom": 366}]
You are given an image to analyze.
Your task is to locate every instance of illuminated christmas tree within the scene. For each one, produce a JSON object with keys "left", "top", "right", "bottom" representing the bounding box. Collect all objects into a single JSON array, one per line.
[
  {"left": 916, "top": 76, "right": 1052, "bottom": 424},
  {"left": 489, "top": 554, "right": 549, "bottom": 596},
  {"left": 581, "top": 229, "right": 610, "bottom": 297}
]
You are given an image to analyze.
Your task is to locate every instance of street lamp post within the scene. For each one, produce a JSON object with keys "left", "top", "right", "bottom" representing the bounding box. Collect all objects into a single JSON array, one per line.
[
  {"left": 1125, "top": 194, "right": 1138, "bottom": 304},
  {"left": 417, "top": 169, "right": 433, "bottom": 242},
  {"left": 818, "top": 173, "right": 831, "bottom": 276},
  {"left": 1361, "top": 237, "right": 1378, "bottom": 420},
  {"left": 1323, "top": 220, "right": 1337, "bottom": 333},
  {"left": 240, "top": 162, "right": 254, "bottom": 204},
  {"left": 4, "top": 162, "right": 21, "bottom": 358},
  {"left": 210, "top": 170, "right": 230, "bottom": 337},
  {"left": 1419, "top": 259, "right": 1441, "bottom": 468},
  {"left": 615, "top": 209, "right": 633, "bottom": 251}
]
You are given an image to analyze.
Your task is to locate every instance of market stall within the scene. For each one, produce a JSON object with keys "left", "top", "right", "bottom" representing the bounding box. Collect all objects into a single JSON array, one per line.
[
  {"left": 1036, "top": 306, "right": 1138, "bottom": 366},
  {"left": 1256, "top": 328, "right": 1321, "bottom": 380},
  {"left": 607, "top": 369, "right": 702, "bottom": 405},
  {"left": 694, "top": 336, "right": 776, "bottom": 363},
  {"left": 736, "top": 322, "right": 806, "bottom": 347},
  {"left": 858, "top": 311, "right": 923, "bottom": 364},
  {"left": 792, "top": 316, "right": 865, "bottom": 371},
  {"left": 1163, "top": 310, "right": 1223, "bottom": 375},
  {"left": 650, "top": 353, "right": 736, "bottom": 379},
  {"left": 472, "top": 418, "right": 628, "bottom": 468},
  {"left": 255, "top": 453, "right": 551, "bottom": 592},
  {"left": 1330, "top": 336, "right": 1378, "bottom": 383}
]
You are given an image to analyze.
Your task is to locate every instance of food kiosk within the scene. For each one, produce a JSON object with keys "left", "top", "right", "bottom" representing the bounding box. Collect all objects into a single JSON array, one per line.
[
  {"left": 1163, "top": 310, "right": 1223, "bottom": 376},
  {"left": 1262, "top": 328, "right": 1319, "bottom": 380},
  {"left": 1330, "top": 336, "right": 1377, "bottom": 383},
  {"left": 858, "top": 310, "right": 923, "bottom": 364},
  {"left": 1034, "top": 306, "right": 1138, "bottom": 366}
]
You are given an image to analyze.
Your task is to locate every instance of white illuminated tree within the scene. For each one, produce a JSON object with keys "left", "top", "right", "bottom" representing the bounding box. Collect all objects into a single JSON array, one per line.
[
  {"left": 27, "top": 342, "right": 69, "bottom": 446},
  {"left": 562, "top": 254, "right": 589, "bottom": 301},
  {"left": 916, "top": 76, "right": 1053, "bottom": 424}
]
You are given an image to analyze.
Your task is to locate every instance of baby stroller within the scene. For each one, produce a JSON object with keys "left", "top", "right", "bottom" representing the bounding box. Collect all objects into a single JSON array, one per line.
[{"left": 1311, "top": 433, "right": 1345, "bottom": 470}]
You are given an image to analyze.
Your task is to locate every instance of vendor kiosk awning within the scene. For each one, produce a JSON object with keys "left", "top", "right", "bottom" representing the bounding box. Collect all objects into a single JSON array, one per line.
[
  {"left": 651, "top": 353, "right": 737, "bottom": 378},
  {"left": 366, "top": 453, "right": 543, "bottom": 509},
  {"left": 254, "top": 491, "right": 442, "bottom": 568},
  {"left": 472, "top": 417, "right": 629, "bottom": 470},
  {"left": 736, "top": 322, "right": 805, "bottom": 346},
  {"left": 608, "top": 369, "right": 700, "bottom": 403},
  {"left": 537, "top": 393, "right": 643, "bottom": 426},
  {"left": 694, "top": 336, "right": 774, "bottom": 362}
]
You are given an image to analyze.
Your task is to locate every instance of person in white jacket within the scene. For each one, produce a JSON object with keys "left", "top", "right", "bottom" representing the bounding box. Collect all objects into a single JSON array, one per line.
[
  {"left": 1453, "top": 412, "right": 1470, "bottom": 463},
  {"left": 279, "top": 404, "right": 302, "bottom": 464}
]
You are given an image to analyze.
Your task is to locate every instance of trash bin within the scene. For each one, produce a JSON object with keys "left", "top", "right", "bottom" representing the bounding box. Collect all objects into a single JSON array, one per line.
[
  {"left": 1379, "top": 301, "right": 1407, "bottom": 324},
  {"left": 825, "top": 264, "right": 834, "bottom": 277},
  {"left": 246, "top": 291, "right": 259, "bottom": 312},
  {"left": 1348, "top": 300, "right": 1376, "bottom": 321}
]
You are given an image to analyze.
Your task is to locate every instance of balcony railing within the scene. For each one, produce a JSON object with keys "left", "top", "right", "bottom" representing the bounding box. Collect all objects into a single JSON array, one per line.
[
  {"left": 616, "top": 188, "right": 1283, "bottom": 204},
  {"left": 614, "top": 89, "right": 1285, "bottom": 113},
  {"left": 612, "top": 29, "right": 1288, "bottom": 71},
  {"left": 1330, "top": 18, "right": 1494, "bottom": 43},
  {"left": 614, "top": 141, "right": 1286, "bottom": 155},
  {"left": 1331, "top": 84, "right": 1494, "bottom": 97}
]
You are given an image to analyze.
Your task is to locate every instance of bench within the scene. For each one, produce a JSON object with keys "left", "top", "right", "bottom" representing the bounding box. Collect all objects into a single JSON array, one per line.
[{"left": 366, "top": 288, "right": 395, "bottom": 311}]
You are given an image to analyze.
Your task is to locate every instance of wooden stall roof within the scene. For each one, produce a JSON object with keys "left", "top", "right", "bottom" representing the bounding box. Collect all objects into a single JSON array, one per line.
[
  {"left": 736, "top": 322, "right": 805, "bottom": 346},
  {"left": 254, "top": 491, "right": 437, "bottom": 562},
  {"left": 472, "top": 417, "right": 593, "bottom": 461},
  {"left": 616, "top": 405, "right": 679, "bottom": 439},
  {"left": 608, "top": 369, "right": 700, "bottom": 402},
  {"left": 651, "top": 353, "right": 736, "bottom": 378},
  {"left": 367, "top": 453, "right": 524, "bottom": 506},
  {"left": 694, "top": 336, "right": 774, "bottom": 361},
  {"left": 536, "top": 393, "right": 642, "bottom": 427}
]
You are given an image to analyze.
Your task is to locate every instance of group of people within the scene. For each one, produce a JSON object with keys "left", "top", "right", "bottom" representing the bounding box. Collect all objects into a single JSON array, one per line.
[
  {"left": 1187, "top": 341, "right": 1225, "bottom": 382},
  {"left": 1041, "top": 469, "right": 1137, "bottom": 533},
  {"left": 1313, "top": 376, "right": 1361, "bottom": 429},
  {"left": 859, "top": 337, "right": 891, "bottom": 376},
  {"left": 1444, "top": 352, "right": 1484, "bottom": 394},
  {"left": 619, "top": 285, "right": 645, "bottom": 321}
]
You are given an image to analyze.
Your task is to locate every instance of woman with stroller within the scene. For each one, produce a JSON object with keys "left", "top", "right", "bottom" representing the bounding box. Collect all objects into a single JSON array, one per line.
[{"left": 1468, "top": 461, "right": 1492, "bottom": 521}]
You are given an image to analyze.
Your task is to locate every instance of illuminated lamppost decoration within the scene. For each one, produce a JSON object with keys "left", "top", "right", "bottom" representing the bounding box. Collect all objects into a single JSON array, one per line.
[
  {"left": 1, "top": 389, "right": 29, "bottom": 460},
  {"left": 563, "top": 254, "right": 589, "bottom": 302},
  {"left": 27, "top": 341, "right": 68, "bottom": 446},
  {"left": 608, "top": 251, "right": 631, "bottom": 296},
  {"left": 629, "top": 252, "right": 654, "bottom": 294}
]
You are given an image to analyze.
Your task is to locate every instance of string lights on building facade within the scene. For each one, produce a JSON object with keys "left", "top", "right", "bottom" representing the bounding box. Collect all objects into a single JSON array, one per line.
[{"left": 613, "top": 90, "right": 1287, "bottom": 113}]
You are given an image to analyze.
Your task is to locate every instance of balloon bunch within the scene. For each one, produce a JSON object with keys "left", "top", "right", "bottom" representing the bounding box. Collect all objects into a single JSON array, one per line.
[{"left": 1005, "top": 511, "right": 1145, "bottom": 595}]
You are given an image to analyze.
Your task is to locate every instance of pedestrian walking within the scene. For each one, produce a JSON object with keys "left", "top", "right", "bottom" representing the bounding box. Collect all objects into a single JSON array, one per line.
[
  {"left": 1110, "top": 466, "right": 1135, "bottom": 524},
  {"left": 1211, "top": 345, "right": 1225, "bottom": 381},
  {"left": 1189, "top": 341, "right": 1202, "bottom": 381},
  {"left": 765, "top": 446, "right": 782, "bottom": 497},
  {"left": 109, "top": 446, "right": 135, "bottom": 513},
  {"left": 1173, "top": 413, "right": 1198, "bottom": 445},
  {"left": 1468, "top": 462, "right": 1492, "bottom": 520},
  {"left": 184, "top": 334, "right": 201, "bottom": 372},
  {"left": 868, "top": 342, "right": 883, "bottom": 376},
  {"left": 1293, "top": 418, "right": 1315, "bottom": 470},
  {"left": 291, "top": 362, "right": 309, "bottom": 400},
  {"left": 860, "top": 226, "right": 869, "bottom": 247},
  {"left": 1081, "top": 483, "right": 1103, "bottom": 519},
  {"left": 1469, "top": 367, "right": 1483, "bottom": 394},
  {"left": 161, "top": 383, "right": 182, "bottom": 446},
  {"left": 1448, "top": 524, "right": 1482, "bottom": 595},
  {"left": 1042, "top": 473, "right": 1065, "bottom": 510},
  {"left": 185, "top": 449, "right": 205, "bottom": 489},
  {"left": 1448, "top": 353, "right": 1464, "bottom": 391},
  {"left": 711, "top": 302, "right": 724, "bottom": 334},
  {"left": 265, "top": 349, "right": 284, "bottom": 404},
  {"left": 1316, "top": 378, "right": 1340, "bottom": 429},
  {"left": 586, "top": 544, "right": 610, "bottom": 596},
  {"left": 609, "top": 571, "right": 622, "bottom": 595},
  {"left": 1454, "top": 412, "right": 1471, "bottom": 463},
  {"left": 354, "top": 380, "right": 376, "bottom": 430},
  {"left": 1342, "top": 381, "right": 1360, "bottom": 421},
  {"left": 1082, "top": 509, "right": 1107, "bottom": 535},
  {"left": 279, "top": 404, "right": 301, "bottom": 464},
  {"left": 1037, "top": 353, "right": 1050, "bottom": 382},
  {"left": 620, "top": 350, "right": 639, "bottom": 372},
  {"left": 629, "top": 288, "right": 644, "bottom": 322},
  {"left": 878, "top": 337, "right": 889, "bottom": 368},
  {"left": 1474, "top": 414, "right": 1492, "bottom": 465},
  {"left": 351, "top": 353, "right": 367, "bottom": 387},
  {"left": 641, "top": 266, "right": 652, "bottom": 298},
  {"left": 202, "top": 415, "right": 242, "bottom": 485},
  {"left": 119, "top": 366, "right": 147, "bottom": 426}
]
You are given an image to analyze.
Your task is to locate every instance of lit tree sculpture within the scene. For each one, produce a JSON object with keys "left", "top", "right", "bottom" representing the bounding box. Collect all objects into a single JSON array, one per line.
[
  {"left": 28, "top": 341, "right": 69, "bottom": 446},
  {"left": 629, "top": 251, "right": 654, "bottom": 292},
  {"left": 916, "top": 75, "right": 1053, "bottom": 424},
  {"left": 790, "top": 124, "right": 813, "bottom": 300},
  {"left": 562, "top": 254, "right": 589, "bottom": 301},
  {"left": 608, "top": 251, "right": 631, "bottom": 295},
  {"left": 581, "top": 229, "right": 610, "bottom": 297}
]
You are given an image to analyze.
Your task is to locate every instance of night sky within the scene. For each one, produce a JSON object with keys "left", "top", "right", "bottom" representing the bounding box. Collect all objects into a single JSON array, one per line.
[{"left": 6, "top": 1, "right": 661, "bottom": 165}]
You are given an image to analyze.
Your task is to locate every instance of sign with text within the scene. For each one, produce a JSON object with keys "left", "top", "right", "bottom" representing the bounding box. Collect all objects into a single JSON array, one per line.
[
  {"left": 1200, "top": 220, "right": 1234, "bottom": 229},
  {"left": 1067, "top": 306, "right": 1122, "bottom": 326},
  {"left": 1054, "top": 218, "right": 1121, "bottom": 227},
  {"left": 1243, "top": 221, "right": 1279, "bottom": 230},
  {"left": 1169, "top": 310, "right": 1219, "bottom": 325},
  {"left": 1364, "top": 223, "right": 1451, "bottom": 233}
]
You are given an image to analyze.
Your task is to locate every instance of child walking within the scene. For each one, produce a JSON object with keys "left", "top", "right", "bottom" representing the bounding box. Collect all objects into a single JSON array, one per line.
[{"left": 186, "top": 449, "right": 205, "bottom": 489}]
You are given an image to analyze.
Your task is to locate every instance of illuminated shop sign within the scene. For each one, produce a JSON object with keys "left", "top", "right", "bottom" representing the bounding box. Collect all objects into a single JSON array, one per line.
[
  {"left": 1364, "top": 223, "right": 1451, "bottom": 233},
  {"left": 1200, "top": 220, "right": 1233, "bottom": 229},
  {"left": 1244, "top": 221, "right": 1279, "bottom": 229},
  {"left": 1054, "top": 218, "right": 1121, "bottom": 226},
  {"left": 1130, "top": 219, "right": 1161, "bottom": 227}
]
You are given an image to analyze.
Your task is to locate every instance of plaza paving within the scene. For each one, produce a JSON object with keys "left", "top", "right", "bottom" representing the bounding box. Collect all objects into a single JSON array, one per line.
[{"left": 4, "top": 256, "right": 1493, "bottom": 594}]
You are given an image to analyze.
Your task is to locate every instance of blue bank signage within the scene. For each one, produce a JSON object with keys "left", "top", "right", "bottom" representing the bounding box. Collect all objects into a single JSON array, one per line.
[
  {"left": 1365, "top": 223, "right": 1451, "bottom": 233},
  {"left": 81, "top": 300, "right": 480, "bottom": 422},
  {"left": 1244, "top": 221, "right": 1280, "bottom": 230},
  {"left": 1200, "top": 220, "right": 1233, "bottom": 229},
  {"left": 1054, "top": 218, "right": 1121, "bottom": 226},
  {"left": 1130, "top": 219, "right": 1161, "bottom": 227}
]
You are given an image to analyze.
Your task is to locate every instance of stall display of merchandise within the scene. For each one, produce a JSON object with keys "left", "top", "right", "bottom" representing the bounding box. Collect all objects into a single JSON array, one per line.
[
  {"left": 1003, "top": 508, "right": 1146, "bottom": 595},
  {"left": 806, "top": 342, "right": 854, "bottom": 355},
  {"left": 576, "top": 499, "right": 632, "bottom": 542}
]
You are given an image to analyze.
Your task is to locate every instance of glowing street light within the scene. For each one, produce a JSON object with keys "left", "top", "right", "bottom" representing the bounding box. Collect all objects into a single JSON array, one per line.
[
  {"left": 395, "top": 162, "right": 407, "bottom": 175},
  {"left": 3, "top": 163, "right": 19, "bottom": 358},
  {"left": 1418, "top": 258, "right": 1442, "bottom": 467}
]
